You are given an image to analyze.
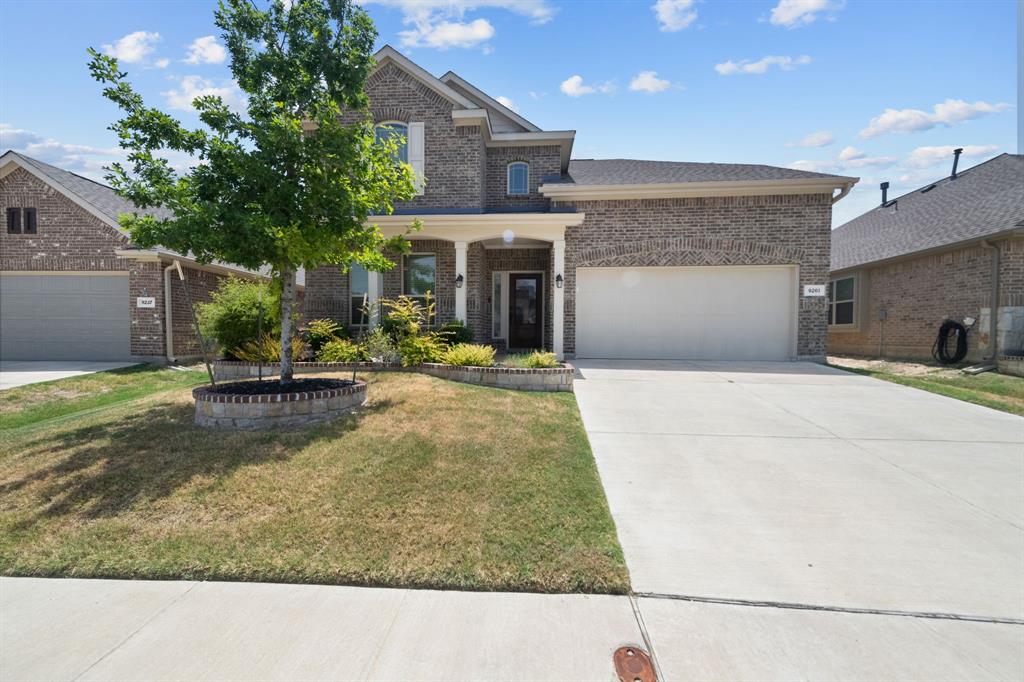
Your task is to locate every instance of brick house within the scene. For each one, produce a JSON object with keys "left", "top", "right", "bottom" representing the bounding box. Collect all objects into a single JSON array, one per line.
[
  {"left": 306, "top": 46, "right": 857, "bottom": 361},
  {"left": 0, "top": 150, "right": 295, "bottom": 363},
  {"left": 828, "top": 152, "right": 1024, "bottom": 374}
]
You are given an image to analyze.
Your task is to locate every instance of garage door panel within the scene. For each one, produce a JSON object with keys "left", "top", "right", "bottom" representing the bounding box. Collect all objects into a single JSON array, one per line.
[
  {"left": 576, "top": 266, "right": 795, "bottom": 361},
  {"left": 0, "top": 274, "right": 131, "bottom": 361}
]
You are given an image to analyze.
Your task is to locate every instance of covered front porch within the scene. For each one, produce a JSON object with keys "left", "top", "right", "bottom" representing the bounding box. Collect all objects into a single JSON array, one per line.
[{"left": 364, "top": 213, "right": 583, "bottom": 357}]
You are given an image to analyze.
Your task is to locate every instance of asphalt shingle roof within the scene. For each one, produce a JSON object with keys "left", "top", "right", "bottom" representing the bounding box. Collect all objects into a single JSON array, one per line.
[
  {"left": 7, "top": 151, "right": 175, "bottom": 227},
  {"left": 831, "top": 154, "right": 1024, "bottom": 272},
  {"left": 563, "top": 158, "right": 848, "bottom": 185}
]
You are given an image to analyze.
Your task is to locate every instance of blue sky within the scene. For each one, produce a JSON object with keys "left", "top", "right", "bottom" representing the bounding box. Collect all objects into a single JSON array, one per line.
[{"left": 0, "top": 0, "right": 1017, "bottom": 226}]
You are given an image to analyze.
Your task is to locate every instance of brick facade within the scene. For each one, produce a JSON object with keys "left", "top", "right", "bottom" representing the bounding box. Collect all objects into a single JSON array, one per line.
[
  {"left": 554, "top": 194, "right": 833, "bottom": 358},
  {"left": 484, "top": 145, "right": 560, "bottom": 211},
  {"left": 828, "top": 237, "right": 1024, "bottom": 361}
]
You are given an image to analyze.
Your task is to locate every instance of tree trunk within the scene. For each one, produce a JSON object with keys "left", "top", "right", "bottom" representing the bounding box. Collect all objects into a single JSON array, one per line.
[{"left": 279, "top": 265, "right": 296, "bottom": 383}]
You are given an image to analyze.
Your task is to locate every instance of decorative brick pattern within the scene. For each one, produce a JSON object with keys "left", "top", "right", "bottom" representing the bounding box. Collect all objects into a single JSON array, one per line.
[
  {"left": 484, "top": 145, "right": 560, "bottom": 211},
  {"left": 193, "top": 381, "right": 367, "bottom": 429},
  {"left": 828, "top": 237, "right": 1024, "bottom": 362},
  {"left": 554, "top": 194, "right": 833, "bottom": 358}
]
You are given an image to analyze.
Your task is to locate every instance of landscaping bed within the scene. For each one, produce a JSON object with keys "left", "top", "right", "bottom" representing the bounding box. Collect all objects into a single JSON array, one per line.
[
  {"left": 0, "top": 371, "right": 628, "bottom": 593},
  {"left": 194, "top": 378, "right": 366, "bottom": 430}
]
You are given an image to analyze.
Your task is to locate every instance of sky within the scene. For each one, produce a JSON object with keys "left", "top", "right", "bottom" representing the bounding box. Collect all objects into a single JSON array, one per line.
[{"left": 0, "top": 0, "right": 1018, "bottom": 227}]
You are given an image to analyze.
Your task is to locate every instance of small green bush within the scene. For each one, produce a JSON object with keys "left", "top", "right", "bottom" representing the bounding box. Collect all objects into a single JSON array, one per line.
[
  {"left": 440, "top": 343, "right": 495, "bottom": 367},
  {"left": 398, "top": 333, "right": 445, "bottom": 366},
  {"left": 381, "top": 294, "right": 435, "bottom": 340},
  {"left": 231, "top": 333, "right": 307, "bottom": 363},
  {"left": 506, "top": 351, "right": 560, "bottom": 369},
  {"left": 317, "top": 338, "right": 367, "bottom": 362},
  {"left": 197, "top": 277, "right": 279, "bottom": 359},
  {"left": 438, "top": 320, "right": 472, "bottom": 346},
  {"left": 361, "top": 327, "right": 400, "bottom": 363},
  {"left": 303, "top": 318, "right": 346, "bottom": 354}
]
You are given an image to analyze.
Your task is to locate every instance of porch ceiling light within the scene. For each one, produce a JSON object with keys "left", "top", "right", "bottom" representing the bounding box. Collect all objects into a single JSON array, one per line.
[
  {"left": 455, "top": 273, "right": 464, "bottom": 288},
  {"left": 555, "top": 274, "right": 564, "bottom": 288}
]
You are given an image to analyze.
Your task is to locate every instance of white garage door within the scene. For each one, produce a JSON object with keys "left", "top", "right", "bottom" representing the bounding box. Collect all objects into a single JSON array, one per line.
[
  {"left": 576, "top": 265, "right": 797, "bottom": 360},
  {"left": 0, "top": 273, "right": 131, "bottom": 361}
]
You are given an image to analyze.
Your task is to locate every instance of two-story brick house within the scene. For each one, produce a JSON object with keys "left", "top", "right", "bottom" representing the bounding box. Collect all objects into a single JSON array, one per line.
[{"left": 306, "top": 46, "right": 857, "bottom": 361}]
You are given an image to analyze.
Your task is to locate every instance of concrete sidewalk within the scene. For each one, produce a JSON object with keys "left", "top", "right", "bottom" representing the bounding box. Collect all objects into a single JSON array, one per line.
[{"left": 0, "top": 361, "right": 134, "bottom": 390}]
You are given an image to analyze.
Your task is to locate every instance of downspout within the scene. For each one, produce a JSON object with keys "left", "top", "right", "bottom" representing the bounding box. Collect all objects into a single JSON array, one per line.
[
  {"left": 980, "top": 240, "right": 1000, "bottom": 362},
  {"left": 164, "top": 261, "right": 178, "bottom": 363}
]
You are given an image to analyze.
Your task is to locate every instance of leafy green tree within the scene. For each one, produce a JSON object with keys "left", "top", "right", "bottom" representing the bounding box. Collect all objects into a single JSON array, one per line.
[{"left": 88, "top": 0, "right": 417, "bottom": 382}]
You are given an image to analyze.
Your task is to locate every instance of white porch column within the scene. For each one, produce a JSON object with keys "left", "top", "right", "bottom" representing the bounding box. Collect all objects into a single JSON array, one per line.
[
  {"left": 552, "top": 239, "right": 565, "bottom": 359},
  {"left": 367, "top": 270, "right": 383, "bottom": 327},
  {"left": 454, "top": 240, "right": 468, "bottom": 323}
]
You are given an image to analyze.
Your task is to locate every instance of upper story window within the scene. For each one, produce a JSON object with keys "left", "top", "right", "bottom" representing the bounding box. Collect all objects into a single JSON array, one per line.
[
  {"left": 374, "top": 122, "right": 408, "bottom": 164},
  {"left": 828, "top": 276, "right": 856, "bottom": 326},
  {"left": 350, "top": 264, "right": 369, "bottom": 326},
  {"left": 6, "top": 207, "right": 36, "bottom": 235},
  {"left": 507, "top": 162, "right": 529, "bottom": 196}
]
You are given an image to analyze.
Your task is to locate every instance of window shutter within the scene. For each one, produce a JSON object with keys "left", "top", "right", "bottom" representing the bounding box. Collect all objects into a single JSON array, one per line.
[
  {"left": 23, "top": 208, "right": 37, "bottom": 234},
  {"left": 6, "top": 207, "right": 21, "bottom": 234},
  {"left": 408, "top": 122, "right": 425, "bottom": 195}
]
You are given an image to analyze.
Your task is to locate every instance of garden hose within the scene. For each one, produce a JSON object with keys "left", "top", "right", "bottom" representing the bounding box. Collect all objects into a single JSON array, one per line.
[{"left": 932, "top": 319, "right": 969, "bottom": 365}]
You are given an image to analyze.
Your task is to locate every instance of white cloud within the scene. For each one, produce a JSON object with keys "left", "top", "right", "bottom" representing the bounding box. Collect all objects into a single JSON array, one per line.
[
  {"left": 162, "top": 76, "right": 247, "bottom": 112},
  {"left": 559, "top": 75, "right": 615, "bottom": 97},
  {"left": 495, "top": 95, "right": 518, "bottom": 112},
  {"left": 651, "top": 0, "right": 697, "bottom": 32},
  {"left": 366, "top": 0, "right": 554, "bottom": 51},
  {"left": 860, "top": 99, "right": 1013, "bottom": 138},
  {"left": 835, "top": 146, "right": 896, "bottom": 167},
  {"left": 904, "top": 144, "right": 1000, "bottom": 169},
  {"left": 714, "top": 55, "right": 811, "bottom": 75},
  {"left": 185, "top": 36, "right": 227, "bottom": 65},
  {"left": 629, "top": 71, "right": 671, "bottom": 94},
  {"left": 399, "top": 18, "right": 494, "bottom": 49},
  {"left": 154, "top": 58, "right": 170, "bottom": 69},
  {"left": 102, "top": 31, "right": 161, "bottom": 63},
  {"left": 788, "top": 159, "right": 832, "bottom": 173},
  {"left": 528, "top": 91, "right": 545, "bottom": 100},
  {"left": 787, "top": 130, "right": 834, "bottom": 147},
  {"left": 769, "top": 0, "right": 840, "bottom": 28}
]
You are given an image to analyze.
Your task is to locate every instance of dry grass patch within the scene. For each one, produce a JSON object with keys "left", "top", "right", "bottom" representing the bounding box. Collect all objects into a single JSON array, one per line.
[{"left": 0, "top": 371, "right": 628, "bottom": 593}]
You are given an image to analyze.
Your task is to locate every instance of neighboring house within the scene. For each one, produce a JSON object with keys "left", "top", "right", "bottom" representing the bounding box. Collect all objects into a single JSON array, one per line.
[
  {"left": 0, "top": 150, "right": 297, "bottom": 363},
  {"left": 828, "top": 152, "right": 1024, "bottom": 373},
  {"left": 306, "top": 46, "right": 857, "bottom": 361}
]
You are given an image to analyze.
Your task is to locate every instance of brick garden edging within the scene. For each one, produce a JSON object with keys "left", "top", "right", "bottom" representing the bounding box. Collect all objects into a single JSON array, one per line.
[
  {"left": 212, "top": 360, "right": 574, "bottom": 392},
  {"left": 193, "top": 380, "right": 367, "bottom": 430}
]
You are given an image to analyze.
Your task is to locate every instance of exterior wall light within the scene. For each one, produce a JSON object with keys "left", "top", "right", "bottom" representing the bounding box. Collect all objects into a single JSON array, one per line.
[
  {"left": 555, "top": 274, "right": 564, "bottom": 288},
  {"left": 455, "top": 274, "right": 464, "bottom": 288}
]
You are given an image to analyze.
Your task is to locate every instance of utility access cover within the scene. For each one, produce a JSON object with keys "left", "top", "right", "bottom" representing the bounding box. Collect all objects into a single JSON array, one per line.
[{"left": 613, "top": 646, "right": 656, "bottom": 682}]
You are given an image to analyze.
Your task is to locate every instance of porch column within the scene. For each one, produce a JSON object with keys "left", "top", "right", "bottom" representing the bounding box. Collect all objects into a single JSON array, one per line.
[
  {"left": 368, "top": 270, "right": 383, "bottom": 327},
  {"left": 553, "top": 239, "right": 565, "bottom": 359},
  {"left": 454, "top": 240, "right": 468, "bottom": 323}
]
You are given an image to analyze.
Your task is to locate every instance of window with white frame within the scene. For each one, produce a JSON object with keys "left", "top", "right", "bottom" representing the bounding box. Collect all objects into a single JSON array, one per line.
[
  {"left": 350, "top": 264, "right": 369, "bottom": 326},
  {"left": 402, "top": 253, "right": 436, "bottom": 309},
  {"left": 507, "top": 161, "right": 529, "bottom": 196},
  {"left": 828, "top": 276, "right": 856, "bottom": 326},
  {"left": 374, "top": 122, "right": 408, "bottom": 164}
]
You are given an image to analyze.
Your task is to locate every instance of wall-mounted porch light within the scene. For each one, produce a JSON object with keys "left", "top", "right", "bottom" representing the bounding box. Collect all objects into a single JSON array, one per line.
[
  {"left": 455, "top": 274, "right": 464, "bottom": 288},
  {"left": 555, "top": 274, "right": 564, "bottom": 289}
]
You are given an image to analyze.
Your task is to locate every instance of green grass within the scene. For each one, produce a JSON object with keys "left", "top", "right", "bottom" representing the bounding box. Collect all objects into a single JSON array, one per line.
[
  {"left": 0, "top": 371, "right": 628, "bottom": 594},
  {"left": 831, "top": 364, "right": 1024, "bottom": 416},
  {"left": 0, "top": 364, "right": 209, "bottom": 431}
]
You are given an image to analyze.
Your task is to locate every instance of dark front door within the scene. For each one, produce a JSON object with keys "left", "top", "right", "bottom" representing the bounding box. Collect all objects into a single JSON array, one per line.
[{"left": 508, "top": 273, "right": 543, "bottom": 349}]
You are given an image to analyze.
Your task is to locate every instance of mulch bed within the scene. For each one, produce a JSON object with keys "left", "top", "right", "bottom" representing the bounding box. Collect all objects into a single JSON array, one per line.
[{"left": 209, "top": 378, "right": 355, "bottom": 396}]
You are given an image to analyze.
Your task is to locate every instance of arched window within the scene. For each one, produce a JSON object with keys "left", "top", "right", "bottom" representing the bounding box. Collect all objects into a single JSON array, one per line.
[
  {"left": 507, "top": 161, "right": 529, "bottom": 196},
  {"left": 374, "top": 122, "right": 408, "bottom": 164}
]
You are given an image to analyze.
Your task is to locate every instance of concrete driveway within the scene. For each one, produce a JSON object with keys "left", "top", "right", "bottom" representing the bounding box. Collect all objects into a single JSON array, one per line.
[
  {"left": 574, "top": 359, "right": 1024, "bottom": 679},
  {"left": 0, "top": 360, "right": 135, "bottom": 390}
]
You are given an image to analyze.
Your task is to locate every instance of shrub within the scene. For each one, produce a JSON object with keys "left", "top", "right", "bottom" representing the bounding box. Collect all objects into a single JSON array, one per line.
[
  {"left": 231, "top": 333, "right": 307, "bottom": 363},
  {"left": 398, "top": 333, "right": 445, "bottom": 366},
  {"left": 197, "top": 278, "right": 279, "bottom": 358},
  {"left": 380, "top": 293, "right": 435, "bottom": 340},
  {"left": 507, "top": 351, "right": 560, "bottom": 369},
  {"left": 438, "top": 320, "right": 472, "bottom": 346},
  {"left": 440, "top": 343, "right": 495, "bottom": 367},
  {"left": 361, "top": 327, "right": 400, "bottom": 363},
  {"left": 303, "top": 318, "right": 346, "bottom": 355},
  {"left": 317, "top": 338, "right": 367, "bottom": 362}
]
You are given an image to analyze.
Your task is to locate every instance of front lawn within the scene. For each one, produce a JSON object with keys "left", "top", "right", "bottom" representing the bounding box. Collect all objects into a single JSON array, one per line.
[
  {"left": 0, "top": 371, "right": 629, "bottom": 594},
  {"left": 829, "top": 356, "right": 1024, "bottom": 416}
]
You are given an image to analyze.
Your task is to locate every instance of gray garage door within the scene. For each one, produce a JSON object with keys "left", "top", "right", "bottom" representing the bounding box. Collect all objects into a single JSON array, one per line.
[{"left": 0, "top": 273, "right": 131, "bottom": 360}]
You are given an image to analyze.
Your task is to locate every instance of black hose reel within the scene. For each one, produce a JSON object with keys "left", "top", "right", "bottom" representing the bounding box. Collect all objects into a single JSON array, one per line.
[{"left": 932, "top": 319, "right": 970, "bottom": 365}]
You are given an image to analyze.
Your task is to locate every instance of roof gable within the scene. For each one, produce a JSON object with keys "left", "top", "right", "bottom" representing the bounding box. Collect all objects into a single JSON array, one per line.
[
  {"left": 372, "top": 46, "right": 476, "bottom": 110},
  {"left": 439, "top": 72, "right": 541, "bottom": 133},
  {"left": 831, "top": 154, "right": 1024, "bottom": 271}
]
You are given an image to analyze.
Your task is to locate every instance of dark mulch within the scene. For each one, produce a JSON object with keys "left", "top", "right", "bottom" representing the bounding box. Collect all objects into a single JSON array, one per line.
[{"left": 209, "top": 378, "right": 355, "bottom": 395}]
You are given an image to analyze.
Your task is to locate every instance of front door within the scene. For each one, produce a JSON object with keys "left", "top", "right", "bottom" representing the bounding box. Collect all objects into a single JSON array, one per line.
[{"left": 508, "top": 273, "right": 543, "bottom": 349}]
